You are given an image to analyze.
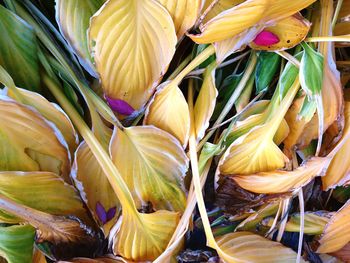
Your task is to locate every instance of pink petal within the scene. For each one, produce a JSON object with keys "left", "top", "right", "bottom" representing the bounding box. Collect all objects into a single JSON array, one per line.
[
  {"left": 253, "top": 31, "right": 280, "bottom": 46},
  {"left": 106, "top": 96, "right": 135, "bottom": 116}
]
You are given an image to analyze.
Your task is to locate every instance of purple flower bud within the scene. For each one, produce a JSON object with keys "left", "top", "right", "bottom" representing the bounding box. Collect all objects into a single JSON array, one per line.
[
  {"left": 96, "top": 202, "right": 107, "bottom": 224},
  {"left": 106, "top": 207, "right": 117, "bottom": 222},
  {"left": 253, "top": 31, "right": 280, "bottom": 46},
  {"left": 106, "top": 96, "right": 135, "bottom": 116}
]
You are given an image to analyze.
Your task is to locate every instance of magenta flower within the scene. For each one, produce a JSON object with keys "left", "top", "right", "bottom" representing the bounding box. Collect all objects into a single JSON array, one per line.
[
  {"left": 106, "top": 96, "right": 135, "bottom": 116},
  {"left": 253, "top": 31, "right": 280, "bottom": 46}
]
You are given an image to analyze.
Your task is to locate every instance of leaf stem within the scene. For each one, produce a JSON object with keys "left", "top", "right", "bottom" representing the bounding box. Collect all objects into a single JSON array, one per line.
[
  {"left": 43, "top": 75, "right": 137, "bottom": 214},
  {"left": 173, "top": 45, "right": 216, "bottom": 84},
  {"left": 305, "top": 35, "right": 350, "bottom": 42},
  {"left": 198, "top": 52, "right": 257, "bottom": 150},
  {"left": 332, "top": 0, "right": 344, "bottom": 29}
]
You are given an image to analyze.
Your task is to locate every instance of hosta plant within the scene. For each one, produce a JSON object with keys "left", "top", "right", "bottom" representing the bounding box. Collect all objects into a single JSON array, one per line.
[{"left": 0, "top": 0, "right": 350, "bottom": 262}]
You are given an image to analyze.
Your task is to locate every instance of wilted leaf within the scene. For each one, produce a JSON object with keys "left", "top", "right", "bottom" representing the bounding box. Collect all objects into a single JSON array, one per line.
[
  {"left": 55, "top": 0, "right": 104, "bottom": 76},
  {"left": 0, "top": 171, "right": 87, "bottom": 224},
  {"left": 89, "top": 0, "right": 177, "bottom": 113},
  {"left": 157, "top": 0, "right": 202, "bottom": 38},
  {"left": 216, "top": 231, "right": 304, "bottom": 262},
  {"left": 202, "top": 0, "right": 245, "bottom": 24},
  {"left": 0, "top": 224, "right": 35, "bottom": 263},
  {"left": 189, "top": 0, "right": 316, "bottom": 44},
  {"left": 72, "top": 141, "right": 120, "bottom": 234},
  {"left": 323, "top": 102, "right": 350, "bottom": 190},
  {"left": 59, "top": 256, "right": 125, "bottom": 263},
  {"left": 144, "top": 82, "right": 190, "bottom": 147},
  {"left": 330, "top": 243, "right": 350, "bottom": 263},
  {"left": 263, "top": 212, "right": 331, "bottom": 234},
  {"left": 0, "top": 5, "right": 40, "bottom": 91},
  {"left": 0, "top": 97, "right": 70, "bottom": 180},
  {"left": 113, "top": 210, "right": 179, "bottom": 261},
  {"left": 231, "top": 157, "right": 330, "bottom": 194},
  {"left": 188, "top": 0, "right": 266, "bottom": 44},
  {"left": 6, "top": 88, "right": 78, "bottom": 156},
  {"left": 194, "top": 62, "right": 218, "bottom": 141},
  {"left": 250, "top": 14, "right": 311, "bottom": 51},
  {"left": 0, "top": 194, "right": 101, "bottom": 259},
  {"left": 110, "top": 126, "right": 188, "bottom": 212},
  {"left": 318, "top": 200, "right": 350, "bottom": 253}
]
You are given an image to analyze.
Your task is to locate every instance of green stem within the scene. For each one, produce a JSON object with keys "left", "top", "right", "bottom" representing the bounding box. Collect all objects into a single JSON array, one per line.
[
  {"left": 167, "top": 54, "right": 192, "bottom": 81},
  {"left": 173, "top": 45, "right": 216, "bottom": 84},
  {"left": 43, "top": 75, "right": 137, "bottom": 215},
  {"left": 198, "top": 52, "right": 257, "bottom": 150},
  {"left": 332, "top": 0, "right": 343, "bottom": 30}
]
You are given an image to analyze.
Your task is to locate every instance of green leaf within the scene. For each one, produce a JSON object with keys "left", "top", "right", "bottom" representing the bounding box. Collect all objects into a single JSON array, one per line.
[
  {"left": 278, "top": 52, "right": 302, "bottom": 99},
  {"left": 299, "top": 95, "right": 317, "bottom": 122},
  {"left": 55, "top": 0, "right": 105, "bottom": 77},
  {"left": 0, "top": 224, "right": 35, "bottom": 263},
  {"left": 0, "top": 5, "right": 40, "bottom": 91},
  {"left": 255, "top": 52, "right": 281, "bottom": 94},
  {"left": 0, "top": 171, "right": 88, "bottom": 224},
  {"left": 300, "top": 42, "right": 324, "bottom": 96}
]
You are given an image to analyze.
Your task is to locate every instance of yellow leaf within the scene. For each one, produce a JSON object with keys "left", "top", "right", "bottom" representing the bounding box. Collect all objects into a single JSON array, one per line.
[
  {"left": 323, "top": 102, "right": 350, "bottom": 190},
  {"left": 113, "top": 210, "right": 179, "bottom": 261},
  {"left": 144, "top": 82, "right": 190, "bottom": 147},
  {"left": 110, "top": 126, "right": 188, "bottom": 212},
  {"left": 72, "top": 141, "right": 120, "bottom": 235},
  {"left": 232, "top": 157, "right": 330, "bottom": 194},
  {"left": 157, "top": 0, "right": 202, "bottom": 38},
  {"left": 202, "top": 0, "right": 245, "bottom": 24},
  {"left": 249, "top": 14, "right": 311, "bottom": 51},
  {"left": 263, "top": 212, "right": 331, "bottom": 235},
  {"left": 262, "top": 0, "right": 316, "bottom": 22},
  {"left": 216, "top": 232, "right": 304, "bottom": 263},
  {"left": 194, "top": 62, "right": 218, "bottom": 141},
  {"left": 219, "top": 123, "right": 289, "bottom": 175},
  {"left": 188, "top": 0, "right": 267, "bottom": 44},
  {"left": 56, "top": 0, "right": 104, "bottom": 76},
  {"left": 218, "top": 76, "right": 301, "bottom": 175},
  {"left": 318, "top": 200, "right": 350, "bottom": 253},
  {"left": 0, "top": 97, "right": 70, "bottom": 180},
  {"left": 189, "top": 0, "right": 316, "bottom": 44},
  {"left": 7, "top": 88, "right": 78, "bottom": 157},
  {"left": 89, "top": 0, "right": 177, "bottom": 112},
  {"left": 0, "top": 171, "right": 87, "bottom": 224}
]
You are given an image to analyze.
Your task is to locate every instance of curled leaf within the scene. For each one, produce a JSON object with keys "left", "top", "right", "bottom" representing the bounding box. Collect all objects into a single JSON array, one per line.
[
  {"left": 144, "top": 82, "right": 190, "bottom": 147},
  {"left": 318, "top": 200, "right": 350, "bottom": 253},
  {"left": 0, "top": 97, "right": 70, "bottom": 180},
  {"left": 113, "top": 210, "right": 179, "bottom": 261},
  {"left": 89, "top": 0, "right": 177, "bottom": 112},
  {"left": 216, "top": 231, "right": 304, "bottom": 262},
  {"left": 157, "top": 0, "right": 202, "bottom": 38},
  {"left": 72, "top": 142, "right": 120, "bottom": 235},
  {"left": 231, "top": 157, "right": 330, "bottom": 194},
  {"left": 194, "top": 63, "right": 218, "bottom": 141},
  {"left": 55, "top": 0, "right": 104, "bottom": 76},
  {"left": 188, "top": 0, "right": 267, "bottom": 44},
  {"left": 110, "top": 126, "right": 188, "bottom": 212},
  {"left": 323, "top": 102, "right": 350, "bottom": 190},
  {"left": 0, "top": 171, "right": 88, "bottom": 224}
]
